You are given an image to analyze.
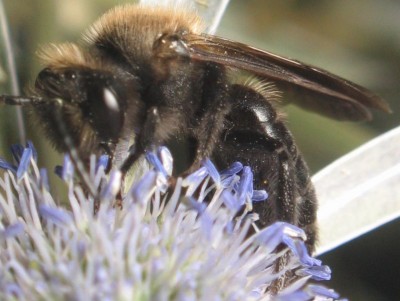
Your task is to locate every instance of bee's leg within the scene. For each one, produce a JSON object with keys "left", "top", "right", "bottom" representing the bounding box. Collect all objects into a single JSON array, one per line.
[
  {"left": 152, "top": 34, "right": 232, "bottom": 174},
  {"left": 113, "top": 110, "right": 157, "bottom": 208},
  {"left": 294, "top": 157, "right": 318, "bottom": 250},
  {"left": 248, "top": 133, "right": 317, "bottom": 253},
  {"left": 119, "top": 106, "right": 162, "bottom": 176},
  {"left": 253, "top": 136, "right": 298, "bottom": 226},
  {"left": 263, "top": 148, "right": 317, "bottom": 294},
  {"left": 260, "top": 123, "right": 317, "bottom": 252},
  {"left": 186, "top": 65, "right": 232, "bottom": 174}
]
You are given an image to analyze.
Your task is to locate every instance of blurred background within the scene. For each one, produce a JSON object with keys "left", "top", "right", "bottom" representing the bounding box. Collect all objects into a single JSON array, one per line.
[{"left": 0, "top": 0, "right": 399, "bottom": 299}]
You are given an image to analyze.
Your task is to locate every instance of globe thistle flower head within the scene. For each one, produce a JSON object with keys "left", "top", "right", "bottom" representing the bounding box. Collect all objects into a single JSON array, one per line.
[{"left": 0, "top": 143, "right": 343, "bottom": 300}]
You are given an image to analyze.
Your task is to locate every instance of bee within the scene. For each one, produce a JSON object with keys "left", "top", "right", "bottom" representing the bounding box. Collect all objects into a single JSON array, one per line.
[{"left": 0, "top": 4, "right": 390, "bottom": 252}]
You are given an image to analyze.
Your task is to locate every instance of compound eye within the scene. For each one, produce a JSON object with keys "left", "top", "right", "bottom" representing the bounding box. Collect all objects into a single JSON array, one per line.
[{"left": 36, "top": 68, "right": 55, "bottom": 82}]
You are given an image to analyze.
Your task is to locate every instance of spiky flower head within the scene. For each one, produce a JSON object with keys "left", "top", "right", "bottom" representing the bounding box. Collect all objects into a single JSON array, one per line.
[{"left": 0, "top": 143, "right": 342, "bottom": 300}]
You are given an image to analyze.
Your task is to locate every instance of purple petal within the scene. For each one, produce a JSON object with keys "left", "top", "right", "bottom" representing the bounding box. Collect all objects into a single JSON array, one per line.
[
  {"left": 17, "top": 147, "right": 32, "bottom": 179},
  {"left": 255, "top": 222, "right": 306, "bottom": 252},
  {"left": 298, "top": 265, "right": 332, "bottom": 281},
  {"left": 40, "top": 168, "right": 50, "bottom": 191},
  {"left": 221, "top": 190, "right": 242, "bottom": 212},
  {"left": 243, "top": 212, "right": 259, "bottom": 223},
  {"left": 1, "top": 223, "right": 25, "bottom": 240},
  {"left": 225, "top": 221, "right": 234, "bottom": 234},
  {"left": 146, "top": 151, "right": 168, "bottom": 176},
  {"left": 202, "top": 159, "right": 220, "bottom": 184},
  {"left": 237, "top": 166, "right": 253, "bottom": 203},
  {"left": 155, "top": 172, "right": 169, "bottom": 192},
  {"left": 220, "top": 162, "right": 243, "bottom": 177},
  {"left": 96, "top": 155, "right": 109, "bottom": 171},
  {"left": 281, "top": 222, "right": 307, "bottom": 240},
  {"left": 39, "top": 205, "right": 73, "bottom": 227},
  {"left": 282, "top": 237, "right": 320, "bottom": 267},
  {"left": 158, "top": 146, "right": 173, "bottom": 176},
  {"left": 10, "top": 144, "right": 24, "bottom": 163},
  {"left": 221, "top": 175, "right": 237, "bottom": 188},
  {"left": 255, "top": 223, "right": 287, "bottom": 251},
  {"left": 306, "top": 284, "right": 340, "bottom": 299},
  {"left": 131, "top": 170, "right": 157, "bottom": 203},
  {"left": 252, "top": 189, "right": 268, "bottom": 202},
  {"left": 182, "top": 167, "right": 208, "bottom": 187},
  {"left": 0, "top": 157, "right": 17, "bottom": 173},
  {"left": 4, "top": 284, "right": 23, "bottom": 298},
  {"left": 277, "top": 291, "right": 309, "bottom": 301},
  {"left": 101, "top": 170, "right": 122, "bottom": 200},
  {"left": 187, "top": 197, "right": 213, "bottom": 238},
  {"left": 199, "top": 212, "right": 213, "bottom": 239},
  {"left": 61, "top": 155, "right": 74, "bottom": 181},
  {"left": 26, "top": 140, "right": 38, "bottom": 162},
  {"left": 187, "top": 197, "right": 207, "bottom": 214}
]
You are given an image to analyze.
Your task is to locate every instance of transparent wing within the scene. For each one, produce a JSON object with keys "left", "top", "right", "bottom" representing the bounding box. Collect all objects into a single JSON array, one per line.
[
  {"left": 181, "top": 33, "right": 390, "bottom": 121},
  {"left": 139, "top": 0, "right": 230, "bottom": 34},
  {"left": 313, "top": 125, "right": 400, "bottom": 256}
]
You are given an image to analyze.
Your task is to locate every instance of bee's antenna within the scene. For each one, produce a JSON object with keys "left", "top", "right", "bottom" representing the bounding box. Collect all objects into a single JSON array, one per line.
[{"left": 0, "top": 95, "right": 44, "bottom": 105}]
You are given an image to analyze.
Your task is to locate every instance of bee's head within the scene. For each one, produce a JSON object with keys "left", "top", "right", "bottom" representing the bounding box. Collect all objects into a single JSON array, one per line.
[{"left": 33, "top": 43, "right": 143, "bottom": 159}]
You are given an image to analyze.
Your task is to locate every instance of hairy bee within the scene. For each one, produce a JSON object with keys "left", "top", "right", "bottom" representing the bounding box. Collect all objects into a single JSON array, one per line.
[{"left": 0, "top": 4, "right": 390, "bottom": 252}]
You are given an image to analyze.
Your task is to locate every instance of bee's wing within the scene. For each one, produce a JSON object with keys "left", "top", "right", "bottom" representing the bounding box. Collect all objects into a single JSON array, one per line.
[
  {"left": 312, "top": 125, "right": 400, "bottom": 256},
  {"left": 182, "top": 34, "right": 391, "bottom": 121}
]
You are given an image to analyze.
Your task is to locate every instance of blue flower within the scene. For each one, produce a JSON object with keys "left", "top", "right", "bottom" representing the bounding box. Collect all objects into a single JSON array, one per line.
[{"left": 0, "top": 144, "right": 343, "bottom": 300}]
